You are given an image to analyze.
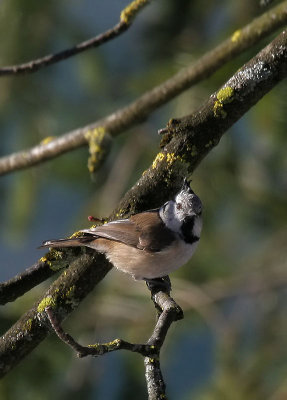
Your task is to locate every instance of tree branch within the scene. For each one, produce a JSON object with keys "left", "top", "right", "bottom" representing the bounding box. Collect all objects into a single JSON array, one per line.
[
  {"left": 45, "top": 278, "right": 182, "bottom": 400},
  {"left": 0, "top": 251, "right": 111, "bottom": 378},
  {"left": 144, "top": 284, "right": 183, "bottom": 399},
  {"left": 0, "top": 0, "right": 151, "bottom": 76},
  {"left": 0, "top": 247, "right": 83, "bottom": 305},
  {"left": 0, "top": 1, "right": 286, "bottom": 176},
  {"left": 44, "top": 279, "right": 183, "bottom": 355},
  {"left": 2, "top": 4, "right": 285, "bottom": 303},
  {"left": 0, "top": 260, "right": 54, "bottom": 305},
  {"left": 113, "top": 29, "right": 287, "bottom": 218},
  {"left": 1, "top": 29, "right": 286, "bottom": 378},
  {"left": 46, "top": 306, "right": 156, "bottom": 357}
]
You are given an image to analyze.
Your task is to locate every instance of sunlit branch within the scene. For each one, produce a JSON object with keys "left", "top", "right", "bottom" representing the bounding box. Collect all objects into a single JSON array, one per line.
[
  {"left": 0, "top": 1, "right": 286, "bottom": 176},
  {"left": 0, "top": 29, "right": 286, "bottom": 379},
  {"left": 0, "top": 0, "right": 151, "bottom": 76}
]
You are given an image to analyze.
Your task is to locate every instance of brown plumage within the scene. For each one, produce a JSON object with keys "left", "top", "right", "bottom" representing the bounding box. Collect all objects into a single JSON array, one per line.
[
  {"left": 41, "top": 211, "right": 176, "bottom": 252},
  {"left": 41, "top": 180, "right": 202, "bottom": 280},
  {"left": 82, "top": 212, "right": 176, "bottom": 252}
]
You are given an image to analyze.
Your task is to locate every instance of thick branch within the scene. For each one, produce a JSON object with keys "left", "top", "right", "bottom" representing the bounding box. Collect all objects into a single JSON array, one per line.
[
  {"left": 0, "top": 251, "right": 111, "bottom": 378},
  {"left": 0, "top": 1, "right": 286, "bottom": 175},
  {"left": 0, "top": 247, "right": 84, "bottom": 305},
  {"left": 0, "top": 260, "right": 55, "bottom": 305},
  {"left": 3, "top": 6, "right": 285, "bottom": 303},
  {"left": 113, "top": 29, "right": 287, "bottom": 217},
  {"left": 0, "top": 0, "right": 150, "bottom": 76},
  {"left": 0, "top": 30, "right": 286, "bottom": 378}
]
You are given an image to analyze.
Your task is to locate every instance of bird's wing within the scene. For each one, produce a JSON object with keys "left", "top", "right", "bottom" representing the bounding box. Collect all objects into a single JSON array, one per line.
[
  {"left": 81, "top": 211, "right": 176, "bottom": 252},
  {"left": 130, "top": 211, "right": 176, "bottom": 251},
  {"left": 81, "top": 219, "right": 140, "bottom": 248}
]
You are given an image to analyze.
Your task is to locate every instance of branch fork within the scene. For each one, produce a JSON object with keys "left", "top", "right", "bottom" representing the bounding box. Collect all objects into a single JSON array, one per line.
[{"left": 46, "top": 276, "right": 182, "bottom": 399}]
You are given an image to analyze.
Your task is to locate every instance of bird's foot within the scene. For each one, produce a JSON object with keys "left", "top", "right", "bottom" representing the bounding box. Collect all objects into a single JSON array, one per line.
[{"left": 144, "top": 276, "right": 171, "bottom": 294}]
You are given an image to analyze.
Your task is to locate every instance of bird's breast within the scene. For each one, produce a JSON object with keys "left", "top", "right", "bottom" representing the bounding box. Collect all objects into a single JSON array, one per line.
[{"left": 90, "top": 237, "right": 199, "bottom": 280}]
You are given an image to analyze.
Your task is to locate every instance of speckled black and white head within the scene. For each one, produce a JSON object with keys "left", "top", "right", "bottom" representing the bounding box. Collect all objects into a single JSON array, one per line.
[{"left": 159, "top": 179, "right": 202, "bottom": 244}]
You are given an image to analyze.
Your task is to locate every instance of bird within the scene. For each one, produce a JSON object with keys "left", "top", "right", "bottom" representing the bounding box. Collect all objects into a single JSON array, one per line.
[{"left": 41, "top": 179, "right": 202, "bottom": 281}]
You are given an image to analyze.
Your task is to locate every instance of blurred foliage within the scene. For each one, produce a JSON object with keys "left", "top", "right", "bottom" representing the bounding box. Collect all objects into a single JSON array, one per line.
[{"left": 0, "top": 0, "right": 287, "bottom": 399}]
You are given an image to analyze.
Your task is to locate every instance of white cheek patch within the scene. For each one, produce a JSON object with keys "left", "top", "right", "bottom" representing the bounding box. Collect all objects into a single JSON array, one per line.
[
  {"left": 159, "top": 202, "right": 182, "bottom": 233},
  {"left": 192, "top": 216, "right": 202, "bottom": 237}
]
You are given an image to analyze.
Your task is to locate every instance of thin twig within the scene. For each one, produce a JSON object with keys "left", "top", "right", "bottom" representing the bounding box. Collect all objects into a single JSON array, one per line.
[
  {"left": 44, "top": 278, "right": 182, "bottom": 359},
  {"left": 0, "top": 1, "right": 286, "bottom": 176},
  {"left": 144, "top": 279, "right": 183, "bottom": 399},
  {"left": 46, "top": 307, "right": 156, "bottom": 358},
  {"left": 45, "top": 277, "right": 181, "bottom": 399},
  {"left": 0, "top": 0, "right": 151, "bottom": 76}
]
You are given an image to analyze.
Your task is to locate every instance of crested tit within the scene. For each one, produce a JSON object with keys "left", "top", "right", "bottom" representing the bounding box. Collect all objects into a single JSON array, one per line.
[{"left": 41, "top": 180, "right": 202, "bottom": 280}]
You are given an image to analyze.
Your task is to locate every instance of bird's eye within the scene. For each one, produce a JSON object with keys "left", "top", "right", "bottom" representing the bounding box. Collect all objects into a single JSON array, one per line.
[{"left": 176, "top": 203, "right": 182, "bottom": 210}]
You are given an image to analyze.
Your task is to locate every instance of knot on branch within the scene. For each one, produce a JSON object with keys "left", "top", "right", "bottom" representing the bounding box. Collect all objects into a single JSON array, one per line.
[
  {"left": 85, "top": 126, "right": 112, "bottom": 175},
  {"left": 120, "top": 0, "right": 150, "bottom": 25}
]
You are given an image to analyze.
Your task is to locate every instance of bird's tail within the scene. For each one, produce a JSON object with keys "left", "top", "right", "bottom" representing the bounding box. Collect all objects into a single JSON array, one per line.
[{"left": 40, "top": 236, "right": 93, "bottom": 249}]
